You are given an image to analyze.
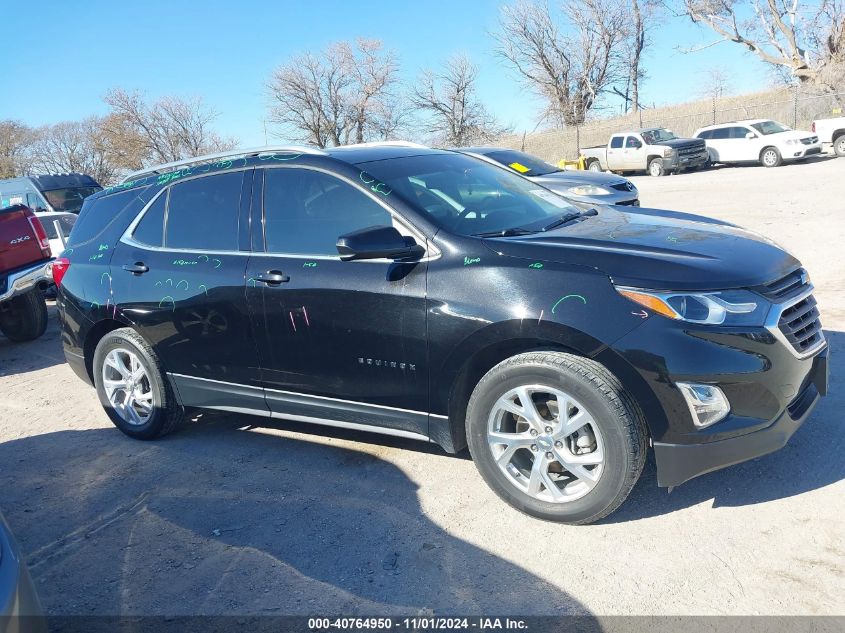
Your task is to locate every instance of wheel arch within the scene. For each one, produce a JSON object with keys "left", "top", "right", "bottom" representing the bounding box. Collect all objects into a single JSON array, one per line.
[
  {"left": 82, "top": 318, "right": 135, "bottom": 382},
  {"left": 431, "top": 321, "right": 662, "bottom": 455}
]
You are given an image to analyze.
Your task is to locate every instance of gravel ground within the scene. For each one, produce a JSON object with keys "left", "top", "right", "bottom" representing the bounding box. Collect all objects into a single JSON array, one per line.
[{"left": 1, "top": 155, "right": 843, "bottom": 617}]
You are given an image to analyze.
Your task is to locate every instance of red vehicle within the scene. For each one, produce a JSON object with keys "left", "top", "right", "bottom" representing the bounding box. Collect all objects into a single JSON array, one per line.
[{"left": 0, "top": 204, "right": 52, "bottom": 341}]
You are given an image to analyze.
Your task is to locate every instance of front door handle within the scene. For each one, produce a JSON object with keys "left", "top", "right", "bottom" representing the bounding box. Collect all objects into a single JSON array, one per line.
[
  {"left": 254, "top": 270, "right": 290, "bottom": 285},
  {"left": 122, "top": 262, "right": 149, "bottom": 275}
]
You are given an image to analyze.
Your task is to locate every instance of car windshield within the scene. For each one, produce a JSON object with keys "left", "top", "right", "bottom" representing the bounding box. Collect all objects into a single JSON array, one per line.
[
  {"left": 751, "top": 120, "right": 791, "bottom": 135},
  {"left": 482, "top": 150, "right": 559, "bottom": 177},
  {"left": 42, "top": 186, "right": 102, "bottom": 213},
  {"left": 357, "top": 153, "right": 581, "bottom": 237},
  {"left": 641, "top": 129, "right": 677, "bottom": 144}
]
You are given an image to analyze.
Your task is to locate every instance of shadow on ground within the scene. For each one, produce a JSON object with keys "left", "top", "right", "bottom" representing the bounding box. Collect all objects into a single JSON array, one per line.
[
  {"left": 0, "top": 416, "right": 588, "bottom": 616},
  {"left": 605, "top": 329, "right": 844, "bottom": 523},
  {"left": 0, "top": 303, "right": 65, "bottom": 377}
]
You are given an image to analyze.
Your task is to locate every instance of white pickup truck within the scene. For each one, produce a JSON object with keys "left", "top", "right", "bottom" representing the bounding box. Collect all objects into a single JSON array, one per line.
[
  {"left": 581, "top": 127, "right": 710, "bottom": 177},
  {"left": 811, "top": 116, "right": 845, "bottom": 156}
]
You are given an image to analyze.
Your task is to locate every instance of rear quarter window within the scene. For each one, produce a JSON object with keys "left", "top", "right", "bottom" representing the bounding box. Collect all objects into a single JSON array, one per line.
[{"left": 67, "top": 188, "right": 151, "bottom": 248}]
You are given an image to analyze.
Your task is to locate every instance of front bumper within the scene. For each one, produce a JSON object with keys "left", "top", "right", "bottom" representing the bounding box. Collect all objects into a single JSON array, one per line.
[
  {"left": 786, "top": 144, "right": 822, "bottom": 159},
  {"left": 608, "top": 308, "right": 829, "bottom": 488},
  {"left": 0, "top": 260, "right": 51, "bottom": 303},
  {"left": 664, "top": 151, "right": 709, "bottom": 171},
  {"left": 654, "top": 348, "right": 827, "bottom": 486}
]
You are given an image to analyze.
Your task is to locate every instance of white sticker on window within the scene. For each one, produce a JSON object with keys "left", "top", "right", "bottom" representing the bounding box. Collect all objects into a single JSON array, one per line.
[{"left": 530, "top": 189, "right": 569, "bottom": 208}]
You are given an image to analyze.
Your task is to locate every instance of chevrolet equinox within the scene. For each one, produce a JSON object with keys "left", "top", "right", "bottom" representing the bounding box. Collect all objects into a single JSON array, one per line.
[{"left": 53, "top": 142, "right": 829, "bottom": 524}]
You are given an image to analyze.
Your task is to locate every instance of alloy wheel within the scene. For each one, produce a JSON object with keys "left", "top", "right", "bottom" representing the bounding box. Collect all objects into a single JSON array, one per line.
[
  {"left": 486, "top": 384, "right": 605, "bottom": 503},
  {"left": 102, "top": 348, "right": 153, "bottom": 426},
  {"left": 763, "top": 149, "right": 778, "bottom": 166}
]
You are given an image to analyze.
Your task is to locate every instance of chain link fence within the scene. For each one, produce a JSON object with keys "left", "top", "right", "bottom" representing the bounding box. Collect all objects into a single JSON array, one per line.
[{"left": 494, "top": 87, "right": 845, "bottom": 164}]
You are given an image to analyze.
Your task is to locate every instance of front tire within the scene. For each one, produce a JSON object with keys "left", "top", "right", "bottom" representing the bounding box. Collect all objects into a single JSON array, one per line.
[
  {"left": 93, "top": 327, "right": 184, "bottom": 439},
  {"left": 648, "top": 157, "right": 666, "bottom": 177},
  {"left": 760, "top": 147, "right": 782, "bottom": 167},
  {"left": 466, "top": 352, "right": 647, "bottom": 524},
  {"left": 0, "top": 289, "right": 48, "bottom": 342}
]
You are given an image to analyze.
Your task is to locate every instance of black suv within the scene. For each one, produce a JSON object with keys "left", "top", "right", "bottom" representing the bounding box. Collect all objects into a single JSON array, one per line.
[{"left": 54, "top": 143, "right": 828, "bottom": 524}]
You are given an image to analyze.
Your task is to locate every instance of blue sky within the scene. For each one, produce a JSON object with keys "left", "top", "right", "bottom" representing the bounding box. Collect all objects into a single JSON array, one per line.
[{"left": 2, "top": 0, "right": 775, "bottom": 146}]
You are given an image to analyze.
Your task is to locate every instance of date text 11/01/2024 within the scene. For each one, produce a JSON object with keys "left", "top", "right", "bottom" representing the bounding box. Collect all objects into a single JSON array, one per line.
[{"left": 308, "top": 617, "right": 528, "bottom": 630}]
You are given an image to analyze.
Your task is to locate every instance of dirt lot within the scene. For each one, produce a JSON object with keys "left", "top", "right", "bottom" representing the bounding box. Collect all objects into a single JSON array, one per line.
[{"left": 1, "top": 156, "right": 843, "bottom": 617}]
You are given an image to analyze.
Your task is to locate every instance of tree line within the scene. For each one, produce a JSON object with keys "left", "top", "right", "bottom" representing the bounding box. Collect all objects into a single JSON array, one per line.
[{"left": 2, "top": 0, "right": 842, "bottom": 184}]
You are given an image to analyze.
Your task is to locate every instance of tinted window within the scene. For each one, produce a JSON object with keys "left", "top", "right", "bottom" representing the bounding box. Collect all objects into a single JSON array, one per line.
[
  {"left": 67, "top": 189, "right": 145, "bottom": 247},
  {"left": 610, "top": 136, "right": 624, "bottom": 149},
  {"left": 132, "top": 192, "right": 166, "bottom": 246},
  {"left": 730, "top": 127, "right": 751, "bottom": 139},
  {"left": 263, "top": 168, "right": 392, "bottom": 255},
  {"left": 484, "top": 150, "right": 557, "bottom": 177},
  {"left": 165, "top": 172, "right": 242, "bottom": 250},
  {"left": 710, "top": 127, "right": 730, "bottom": 140},
  {"left": 697, "top": 130, "right": 712, "bottom": 140}
]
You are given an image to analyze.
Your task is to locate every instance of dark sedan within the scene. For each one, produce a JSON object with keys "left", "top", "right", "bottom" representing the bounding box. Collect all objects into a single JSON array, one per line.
[
  {"left": 0, "top": 511, "right": 44, "bottom": 632},
  {"left": 454, "top": 147, "right": 640, "bottom": 206}
]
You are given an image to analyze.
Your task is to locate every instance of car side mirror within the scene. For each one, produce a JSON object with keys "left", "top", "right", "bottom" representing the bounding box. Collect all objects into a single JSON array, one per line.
[
  {"left": 336, "top": 225, "right": 425, "bottom": 262},
  {"left": 745, "top": 132, "right": 756, "bottom": 139}
]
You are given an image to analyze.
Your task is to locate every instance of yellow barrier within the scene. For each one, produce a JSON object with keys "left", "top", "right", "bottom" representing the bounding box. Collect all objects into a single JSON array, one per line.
[{"left": 556, "top": 156, "right": 587, "bottom": 170}]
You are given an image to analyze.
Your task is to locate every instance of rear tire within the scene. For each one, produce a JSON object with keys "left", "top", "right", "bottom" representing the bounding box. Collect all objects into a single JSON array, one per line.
[
  {"left": 648, "top": 158, "right": 666, "bottom": 177},
  {"left": 760, "top": 147, "right": 782, "bottom": 167},
  {"left": 0, "top": 289, "right": 48, "bottom": 342},
  {"left": 465, "top": 351, "right": 647, "bottom": 524},
  {"left": 587, "top": 160, "right": 602, "bottom": 172},
  {"left": 834, "top": 134, "right": 845, "bottom": 157},
  {"left": 93, "top": 327, "right": 184, "bottom": 440}
]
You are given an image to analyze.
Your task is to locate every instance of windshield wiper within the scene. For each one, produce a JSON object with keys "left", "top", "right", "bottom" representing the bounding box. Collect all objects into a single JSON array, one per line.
[
  {"left": 474, "top": 226, "right": 538, "bottom": 238},
  {"left": 540, "top": 208, "right": 598, "bottom": 232}
]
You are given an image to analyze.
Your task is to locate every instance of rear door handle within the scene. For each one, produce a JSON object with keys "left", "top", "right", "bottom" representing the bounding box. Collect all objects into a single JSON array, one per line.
[
  {"left": 254, "top": 270, "right": 290, "bottom": 285},
  {"left": 122, "top": 262, "right": 149, "bottom": 275}
]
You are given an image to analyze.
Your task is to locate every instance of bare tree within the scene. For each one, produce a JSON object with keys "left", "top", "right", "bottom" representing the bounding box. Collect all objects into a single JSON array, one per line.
[
  {"left": 102, "top": 89, "right": 236, "bottom": 168},
  {"left": 494, "top": 0, "right": 629, "bottom": 126},
  {"left": 411, "top": 55, "right": 507, "bottom": 145},
  {"left": 267, "top": 39, "right": 404, "bottom": 147},
  {"left": 681, "top": 0, "right": 845, "bottom": 90},
  {"left": 0, "top": 120, "right": 36, "bottom": 179},
  {"left": 27, "top": 118, "right": 120, "bottom": 185}
]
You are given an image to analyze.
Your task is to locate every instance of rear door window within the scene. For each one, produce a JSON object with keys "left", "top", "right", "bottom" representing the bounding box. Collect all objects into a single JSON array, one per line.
[
  {"left": 710, "top": 127, "right": 730, "bottom": 140},
  {"left": 165, "top": 172, "right": 243, "bottom": 251},
  {"left": 610, "top": 136, "right": 624, "bottom": 149}
]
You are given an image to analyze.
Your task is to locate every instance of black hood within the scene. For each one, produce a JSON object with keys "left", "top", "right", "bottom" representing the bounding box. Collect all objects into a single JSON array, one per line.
[{"left": 483, "top": 206, "right": 798, "bottom": 291}]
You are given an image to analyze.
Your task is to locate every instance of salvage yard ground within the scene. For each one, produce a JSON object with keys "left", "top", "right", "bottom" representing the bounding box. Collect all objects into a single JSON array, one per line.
[{"left": 0, "top": 156, "right": 843, "bottom": 616}]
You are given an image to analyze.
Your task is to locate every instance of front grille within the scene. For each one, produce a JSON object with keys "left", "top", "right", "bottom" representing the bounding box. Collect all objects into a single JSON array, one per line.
[
  {"left": 610, "top": 182, "right": 635, "bottom": 192},
  {"left": 755, "top": 268, "right": 825, "bottom": 356},
  {"left": 800, "top": 136, "right": 819, "bottom": 145},
  {"left": 756, "top": 268, "right": 806, "bottom": 301},
  {"left": 678, "top": 143, "right": 706, "bottom": 157},
  {"left": 779, "top": 294, "right": 823, "bottom": 354}
]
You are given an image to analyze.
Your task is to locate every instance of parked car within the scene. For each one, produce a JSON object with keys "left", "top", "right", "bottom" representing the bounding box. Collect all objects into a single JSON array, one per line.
[
  {"left": 55, "top": 143, "right": 828, "bottom": 524},
  {"left": 0, "top": 174, "right": 101, "bottom": 215},
  {"left": 0, "top": 510, "right": 44, "bottom": 631},
  {"left": 581, "top": 128, "right": 709, "bottom": 176},
  {"left": 694, "top": 119, "right": 821, "bottom": 167},
  {"left": 811, "top": 115, "right": 845, "bottom": 157},
  {"left": 0, "top": 205, "right": 52, "bottom": 342},
  {"left": 454, "top": 148, "right": 639, "bottom": 206},
  {"left": 34, "top": 212, "right": 76, "bottom": 257}
]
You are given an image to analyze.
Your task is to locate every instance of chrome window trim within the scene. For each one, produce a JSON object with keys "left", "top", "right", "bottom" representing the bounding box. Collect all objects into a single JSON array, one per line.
[
  {"left": 764, "top": 283, "right": 827, "bottom": 360},
  {"left": 119, "top": 164, "right": 440, "bottom": 262}
]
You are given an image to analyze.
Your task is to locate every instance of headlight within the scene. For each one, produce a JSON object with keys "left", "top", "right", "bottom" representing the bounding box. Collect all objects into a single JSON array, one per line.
[
  {"left": 663, "top": 148, "right": 676, "bottom": 157},
  {"left": 568, "top": 185, "right": 610, "bottom": 196},
  {"left": 615, "top": 286, "right": 769, "bottom": 326},
  {"left": 785, "top": 139, "right": 799, "bottom": 145}
]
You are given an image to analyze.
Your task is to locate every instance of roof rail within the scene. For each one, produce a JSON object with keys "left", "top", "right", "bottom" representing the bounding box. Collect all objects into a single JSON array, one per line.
[
  {"left": 122, "top": 145, "right": 327, "bottom": 182},
  {"left": 333, "top": 140, "right": 430, "bottom": 150}
]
